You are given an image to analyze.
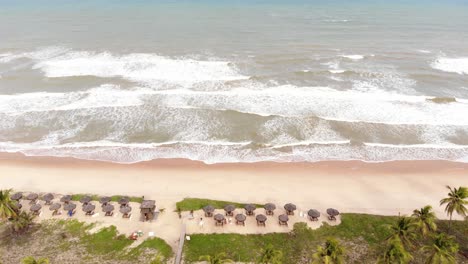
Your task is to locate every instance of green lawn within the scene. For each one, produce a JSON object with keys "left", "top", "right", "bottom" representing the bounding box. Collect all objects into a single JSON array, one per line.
[
  {"left": 183, "top": 213, "right": 468, "bottom": 264},
  {"left": 175, "top": 198, "right": 264, "bottom": 211}
]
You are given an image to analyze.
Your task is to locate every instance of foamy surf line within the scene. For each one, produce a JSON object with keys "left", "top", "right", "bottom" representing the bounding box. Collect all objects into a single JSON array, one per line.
[
  {"left": 431, "top": 57, "right": 468, "bottom": 75},
  {"left": 0, "top": 141, "right": 467, "bottom": 164},
  {"left": 0, "top": 47, "right": 248, "bottom": 86},
  {"left": 2, "top": 85, "right": 468, "bottom": 126}
]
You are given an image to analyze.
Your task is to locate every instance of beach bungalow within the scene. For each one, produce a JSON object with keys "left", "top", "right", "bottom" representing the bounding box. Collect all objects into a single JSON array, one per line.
[{"left": 140, "top": 200, "right": 156, "bottom": 221}]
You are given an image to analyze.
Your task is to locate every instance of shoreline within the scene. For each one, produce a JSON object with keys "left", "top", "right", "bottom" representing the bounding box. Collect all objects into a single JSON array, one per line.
[
  {"left": 1, "top": 152, "right": 467, "bottom": 220},
  {"left": 2, "top": 152, "right": 468, "bottom": 172}
]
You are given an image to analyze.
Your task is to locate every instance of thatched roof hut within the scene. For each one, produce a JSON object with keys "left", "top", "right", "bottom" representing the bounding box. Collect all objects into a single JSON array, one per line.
[
  {"left": 11, "top": 192, "right": 22, "bottom": 201},
  {"left": 99, "top": 196, "right": 111, "bottom": 204},
  {"left": 103, "top": 204, "right": 115, "bottom": 213},
  {"left": 326, "top": 208, "right": 340, "bottom": 216},
  {"left": 27, "top": 193, "right": 38, "bottom": 201},
  {"left": 278, "top": 214, "right": 289, "bottom": 222},
  {"left": 30, "top": 204, "right": 42, "bottom": 212},
  {"left": 43, "top": 193, "right": 54, "bottom": 202},
  {"left": 60, "top": 195, "right": 72, "bottom": 203},
  {"left": 202, "top": 205, "right": 215, "bottom": 213},
  {"left": 49, "top": 203, "right": 61, "bottom": 211},
  {"left": 64, "top": 203, "right": 77, "bottom": 211},
  {"left": 80, "top": 196, "right": 92, "bottom": 204},
  {"left": 264, "top": 203, "right": 276, "bottom": 211},
  {"left": 308, "top": 209, "right": 320, "bottom": 218},
  {"left": 235, "top": 214, "right": 246, "bottom": 222},
  {"left": 284, "top": 203, "right": 296, "bottom": 212},
  {"left": 120, "top": 206, "right": 132, "bottom": 214},
  {"left": 224, "top": 204, "right": 235, "bottom": 213},
  {"left": 244, "top": 204, "right": 256, "bottom": 212},
  {"left": 118, "top": 197, "right": 130, "bottom": 206},
  {"left": 214, "top": 214, "right": 225, "bottom": 222},
  {"left": 83, "top": 204, "right": 96, "bottom": 213},
  {"left": 256, "top": 214, "right": 267, "bottom": 222}
]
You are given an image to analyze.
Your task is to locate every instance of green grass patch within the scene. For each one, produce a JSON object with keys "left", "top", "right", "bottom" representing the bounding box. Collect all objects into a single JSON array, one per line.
[
  {"left": 69, "top": 193, "right": 143, "bottom": 203},
  {"left": 183, "top": 214, "right": 468, "bottom": 264},
  {"left": 0, "top": 219, "right": 174, "bottom": 264},
  {"left": 125, "top": 237, "right": 174, "bottom": 263},
  {"left": 176, "top": 198, "right": 264, "bottom": 211},
  {"left": 81, "top": 226, "right": 133, "bottom": 255}
]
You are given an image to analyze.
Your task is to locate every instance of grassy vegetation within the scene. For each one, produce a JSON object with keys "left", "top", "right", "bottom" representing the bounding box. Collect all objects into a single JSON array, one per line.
[
  {"left": 0, "top": 219, "right": 173, "bottom": 264},
  {"left": 69, "top": 194, "right": 144, "bottom": 204},
  {"left": 127, "top": 238, "right": 174, "bottom": 261},
  {"left": 175, "top": 198, "right": 264, "bottom": 211},
  {"left": 183, "top": 213, "right": 468, "bottom": 264}
]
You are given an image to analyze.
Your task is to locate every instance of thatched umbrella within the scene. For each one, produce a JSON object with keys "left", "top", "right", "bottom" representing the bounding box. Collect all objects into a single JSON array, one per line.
[
  {"left": 27, "top": 193, "right": 38, "bottom": 203},
  {"left": 264, "top": 203, "right": 276, "bottom": 211},
  {"left": 43, "top": 193, "right": 54, "bottom": 204},
  {"left": 244, "top": 204, "right": 256, "bottom": 215},
  {"left": 264, "top": 203, "right": 276, "bottom": 215},
  {"left": 284, "top": 203, "right": 297, "bottom": 215},
  {"left": 326, "top": 208, "right": 340, "bottom": 217},
  {"left": 214, "top": 213, "right": 225, "bottom": 222},
  {"left": 224, "top": 204, "right": 235, "bottom": 215},
  {"left": 11, "top": 192, "right": 22, "bottom": 201},
  {"left": 120, "top": 206, "right": 132, "bottom": 214},
  {"left": 80, "top": 196, "right": 92, "bottom": 204},
  {"left": 235, "top": 213, "right": 246, "bottom": 222},
  {"left": 203, "top": 205, "right": 215, "bottom": 217},
  {"left": 278, "top": 214, "right": 289, "bottom": 223},
  {"left": 99, "top": 196, "right": 111, "bottom": 205},
  {"left": 60, "top": 195, "right": 72, "bottom": 203},
  {"left": 82, "top": 204, "right": 96, "bottom": 213},
  {"left": 64, "top": 203, "right": 77, "bottom": 211},
  {"left": 30, "top": 203, "right": 42, "bottom": 212},
  {"left": 308, "top": 209, "right": 320, "bottom": 219},
  {"left": 49, "top": 203, "right": 61, "bottom": 211},
  {"left": 256, "top": 214, "right": 267, "bottom": 223},
  {"left": 118, "top": 197, "right": 130, "bottom": 207},
  {"left": 103, "top": 204, "right": 115, "bottom": 213}
]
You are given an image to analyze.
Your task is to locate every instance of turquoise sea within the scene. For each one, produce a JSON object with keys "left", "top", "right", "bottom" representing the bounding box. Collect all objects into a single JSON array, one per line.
[{"left": 0, "top": 0, "right": 468, "bottom": 163}]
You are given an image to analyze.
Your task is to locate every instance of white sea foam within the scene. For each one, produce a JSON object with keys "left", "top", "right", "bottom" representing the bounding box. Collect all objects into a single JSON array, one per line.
[
  {"left": 431, "top": 57, "right": 468, "bottom": 75},
  {"left": 324, "top": 19, "right": 350, "bottom": 23},
  {"left": 0, "top": 84, "right": 146, "bottom": 114},
  {"left": 2, "top": 85, "right": 468, "bottom": 126},
  {"left": 0, "top": 46, "right": 69, "bottom": 63},
  {"left": 341, "top": 55, "right": 364, "bottom": 60},
  {"left": 329, "top": 70, "right": 345, "bottom": 74},
  {"left": 417, "top": 49, "right": 431, "bottom": 54},
  {"left": 20, "top": 49, "right": 247, "bottom": 86},
  {"left": 1, "top": 140, "right": 467, "bottom": 164}
]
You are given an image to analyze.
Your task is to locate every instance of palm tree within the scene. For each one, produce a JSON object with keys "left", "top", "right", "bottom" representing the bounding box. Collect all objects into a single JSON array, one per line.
[
  {"left": 412, "top": 205, "right": 437, "bottom": 237},
  {"left": 377, "top": 237, "right": 413, "bottom": 264},
  {"left": 0, "top": 189, "right": 18, "bottom": 220},
  {"left": 440, "top": 186, "right": 468, "bottom": 229},
  {"left": 258, "top": 244, "right": 283, "bottom": 264},
  {"left": 422, "top": 233, "right": 459, "bottom": 264},
  {"left": 312, "top": 238, "right": 345, "bottom": 264},
  {"left": 199, "top": 253, "right": 233, "bottom": 264},
  {"left": 21, "top": 256, "right": 50, "bottom": 264},
  {"left": 385, "top": 217, "right": 418, "bottom": 248},
  {"left": 9, "top": 211, "right": 35, "bottom": 235}
]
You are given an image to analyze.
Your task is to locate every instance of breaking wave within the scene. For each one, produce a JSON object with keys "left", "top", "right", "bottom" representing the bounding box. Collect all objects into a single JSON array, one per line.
[{"left": 431, "top": 57, "right": 468, "bottom": 75}]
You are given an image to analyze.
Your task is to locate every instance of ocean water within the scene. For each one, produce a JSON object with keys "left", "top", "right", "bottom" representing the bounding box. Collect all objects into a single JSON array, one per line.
[{"left": 1, "top": 0, "right": 468, "bottom": 164}]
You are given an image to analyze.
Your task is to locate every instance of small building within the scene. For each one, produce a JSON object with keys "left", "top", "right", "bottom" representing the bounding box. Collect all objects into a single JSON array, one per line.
[{"left": 140, "top": 200, "right": 156, "bottom": 221}]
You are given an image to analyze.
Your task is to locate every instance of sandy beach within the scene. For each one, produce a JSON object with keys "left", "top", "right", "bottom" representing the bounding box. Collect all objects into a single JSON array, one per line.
[
  {"left": 1, "top": 153, "right": 467, "bottom": 219},
  {"left": 0, "top": 153, "right": 467, "bottom": 255}
]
